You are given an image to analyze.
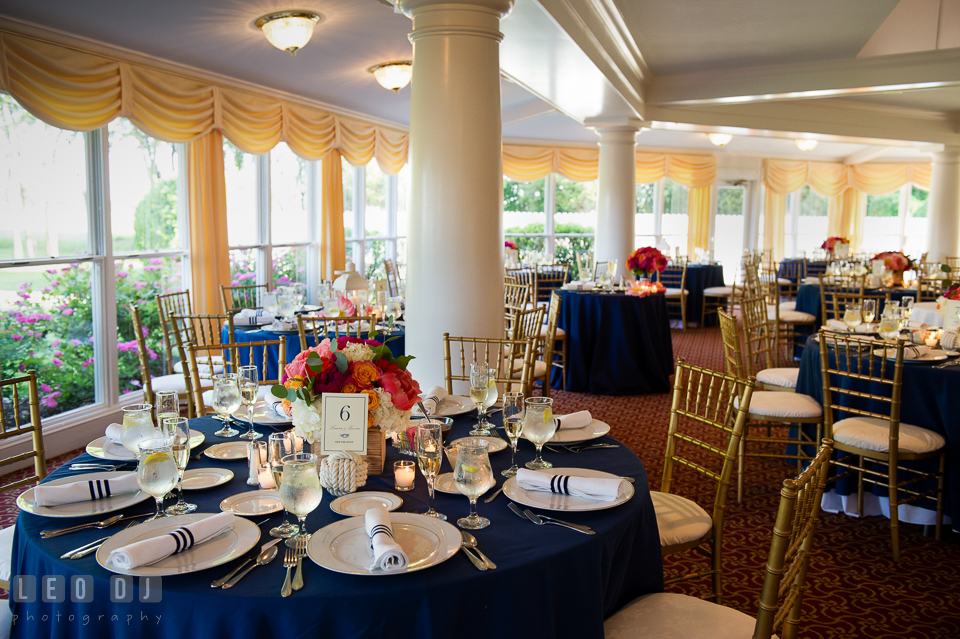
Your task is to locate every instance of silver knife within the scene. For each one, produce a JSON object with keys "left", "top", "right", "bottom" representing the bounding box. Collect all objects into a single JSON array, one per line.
[
  {"left": 211, "top": 538, "right": 282, "bottom": 588},
  {"left": 61, "top": 536, "right": 109, "bottom": 560}
]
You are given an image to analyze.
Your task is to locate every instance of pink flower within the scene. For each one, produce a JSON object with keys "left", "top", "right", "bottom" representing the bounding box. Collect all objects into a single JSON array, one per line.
[
  {"left": 62, "top": 309, "right": 74, "bottom": 316},
  {"left": 116, "top": 271, "right": 128, "bottom": 279},
  {"left": 50, "top": 280, "right": 60, "bottom": 286},
  {"left": 11, "top": 334, "right": 22, "bottom": 341},
  {"left": 40, "top": 383, "right": 52, "bottom": 393},
  {"left": 338, "top": 296, "right": 355, "bottom": 317},
  {"left": 135, "top": 282, "right": 146, "bottom": 290},
  {"left": 52, "top": 339, "right": 60, "bottom": 348},
  {"left": 52, "top": 358, "right": 63, "bottom": 367},
  {"left": 53, "top": 351, "right": 63, "bottom": 357},
  {"left": 18, "top": 365, "right": 25, "bottom": 372},
  {"left": 378, "top": 361, "right": 422, "bottom": 411},
  {"left": 70, "top": 339, "right": 81, "bottom": 346},
  {"left": 42, "top": 397, "right": 58, "bottom": 408}
]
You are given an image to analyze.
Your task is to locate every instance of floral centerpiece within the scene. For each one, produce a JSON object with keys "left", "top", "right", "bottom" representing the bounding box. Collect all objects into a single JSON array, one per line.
[
  {"left": 504, "top": 239, "right": 519, "bottom": 266},
  {"left": 872, "top": 251, "right": 914, "bottom": 286},
  {"left": 504, "top": 240, "right": 518, "bottom": 250},
  {"left": 271, "top": 333, "right": 420, "bottom": 474},
  {"left": 627, "top": 246, "right": 668, "bottom": 281},
  {"left": 821, "top": 237, "right": 849, "bottom": 257}
]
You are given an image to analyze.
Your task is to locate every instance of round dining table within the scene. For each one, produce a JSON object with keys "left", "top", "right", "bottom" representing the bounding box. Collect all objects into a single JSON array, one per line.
[
  {"left": 9, "top": 411, "right": 663, "bottom": 639},
  {"left": 555, "top": 289, "right": 674, "bottom": 395}
]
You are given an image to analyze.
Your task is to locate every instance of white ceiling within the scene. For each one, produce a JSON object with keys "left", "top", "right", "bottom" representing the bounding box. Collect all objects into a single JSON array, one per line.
[{"left": 0, "top": 0, "right": 951, "bottom": 164}]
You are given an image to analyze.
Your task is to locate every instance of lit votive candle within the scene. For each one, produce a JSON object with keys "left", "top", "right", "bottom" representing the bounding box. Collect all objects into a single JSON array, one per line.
[
  {"left": 926, "top": 330, "right": 940, "bottom": 348},
  {"left": 257, "top": 464, "right": 276, "bottom": 489},
  {"left": 394, "top": 460, "right": 415, "bottom": 491}
]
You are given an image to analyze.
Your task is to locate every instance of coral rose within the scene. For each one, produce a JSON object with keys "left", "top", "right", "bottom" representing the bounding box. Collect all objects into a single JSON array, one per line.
[
  {"left": 352, "top": 360, "right": 380, "bottom": 388},
  {"left": 378, "top": 360, "right": 422, "bottom": 411}
]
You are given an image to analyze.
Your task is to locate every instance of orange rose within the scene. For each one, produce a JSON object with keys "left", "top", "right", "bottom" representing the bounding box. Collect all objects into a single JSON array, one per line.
[
  {"left": 341, "top": 381, "right": 358, "bottom": 394},
  {"left": 280, "top": 399, "right": 292, "bottom": 416},
  {"left": 352, "top": 361, "right": 380, "bottom": 388},
  {"left": 361, "top": 388, "right": 380, "bottom": 411},
  {"left": 285, "top": 376, "right": 306, "bottom": 390},
  {"left": 367, "top": 412, "right": 375, "bottom": 428}
]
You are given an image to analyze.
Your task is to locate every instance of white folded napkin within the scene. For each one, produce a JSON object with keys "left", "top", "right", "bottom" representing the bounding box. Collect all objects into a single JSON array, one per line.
[
  {"left": 825, "top": 319, "right": 875, "bottom": 334},
  {"left": 270, "top": 319, "right": 297, "bottom": 331},
  {"left": 563, "top": 282, "right": 595, "bottom": 291},
  {"left": 419, "top": 386, "right": 448, "bottom": 415},
  {"left": 554, "top": 411, "right": 592, "bottom": 430},
  {"left": 908, "top": 320, "right": 929, "bottom": 330},
  {"left": 234, "top": 309, "right": 273, "bottom": 326},
  {"left": 108, "top": 512, "right": 237, "bottom": 570},
  {"left": 903, "top": 345, "right": 930, "bottom": 360},
  {"left": 34, "top": 473, "right": 140, "bottom": 507},
  {"left": 105, "top": 423, "right": 123, "bottom": 444},
  {"left": 365, "top": 507, "right": 408, "bottom": 572},
  {"left": 516, "top": 469, "right": 623, "bottom": 502}
]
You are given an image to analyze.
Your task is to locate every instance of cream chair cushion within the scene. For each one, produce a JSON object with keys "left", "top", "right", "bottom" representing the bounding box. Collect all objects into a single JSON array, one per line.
[
  {"left": 703, "top": 285, "right": 732, "bottom": 296},
  {"left": 150, "top": 374, "right": 188, "bottom": 394},
  {"left": 665, "top": 288, "right": 689, "bottom": 297},
  {"left": 737, "top": 391, "right": 822, "bottom": 419},
  {"left": 650, "top": 492, "right": 712, "bottom": 547},
  {"left": 767, "top": 306, "right": 816, "bottom": 323},
  {"left": 604, "top": 592, "right": 773, "bottom": 639},
  {"left": 777, "top": 277, "right": 792, "bottom": 285},
  {"left": 833, "top": 416, "right": 945, "bottom": 454},
  {"left": 756, "top": 368, "right": 799, "bottom": 389},
  {"left": 0, "top": 525, "right": 13, "bottom": 585},
  {"left": 511, "top": 359, "right": 549, "bottom": 378},
  {"left": 173, "top": 361, "right": 224, "bottom": 375},
  {"left": 779, "top": 301, "right": 797, "bottom": 312}
]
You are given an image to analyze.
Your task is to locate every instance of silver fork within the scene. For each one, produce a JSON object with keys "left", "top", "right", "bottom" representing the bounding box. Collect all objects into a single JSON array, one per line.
[
  {"left": 280, "top": 544, "right": 296, "bottom": 597},
  {"left": 292, "top": 536, "right": 307, "bottom": 590},
  {"left": 523, "top": 508, "right": 595, "bottom": 535}
]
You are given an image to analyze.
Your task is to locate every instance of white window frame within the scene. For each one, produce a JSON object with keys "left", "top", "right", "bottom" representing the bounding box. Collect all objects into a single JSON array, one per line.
[
  {"left": 864, "top": 184, "right": 925, "bottom": 253},
  {"left": 345, "top": 162, "right": 406, "bottom": 280}
]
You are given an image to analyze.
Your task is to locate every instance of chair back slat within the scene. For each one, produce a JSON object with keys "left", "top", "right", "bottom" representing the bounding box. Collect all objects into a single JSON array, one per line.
[
  {"left": 297, "top": 315, "right": 379, "bottom": 351},
  {"left": 535, "top": 264, "right": 569, "bottom": 303},
  {"left": 170, "top": 313, "right": 235, "bottom": 417},
  {"left": 739, "top": 296, "right": 777, "bottom": 376},
  {"left": 504, "top": 282, "right": 531, "bottom": 317},
  {"left": 718, "top": 310, "right": 745, "bottom": 378},
  {"left": 156, "top": 291, "right": 192, "bottom": 375},
  {"left": 384, "top": 259, "right": 400, "bottom": 297},
  {"left": 186, "top": 340, "right": 286, "bottom": 417},
  {"left": 442, "top": 334, "right": 535, "bottom": 397},
  {"left": 0, "top": 370, "right": 46, "bottom": 492},
  {"left": 818, "top": 275, "right": 865, "bottom": 322},
  {"left": 221, "top": 284, "right": 269, "bottom": 314}
]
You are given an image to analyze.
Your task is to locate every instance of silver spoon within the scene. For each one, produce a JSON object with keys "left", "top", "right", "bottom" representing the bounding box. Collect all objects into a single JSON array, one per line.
[
  {"left": 460, "top": 531, "right": 497, "bottom": 570},
  {"left": 222, "top": 545, "right": 279, "bottom": 588}
]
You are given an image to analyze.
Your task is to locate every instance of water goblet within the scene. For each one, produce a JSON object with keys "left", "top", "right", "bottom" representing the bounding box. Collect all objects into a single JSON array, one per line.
[
  {"left": 212, "top": 374, "right": 241, "bottom": 438},
  {"left": 901, "top": 296, "right": 915, "bottom": 320},
  {"left": 477, "top": 366, "right": 499, "bottom": 431},
  {"left": 878, "top": 312, "right": 900, "bottom": 342},
  {"left": 469, "top": 363, "right": 492, "bottom": 436},
  {"left": 161, "top": 417, "right": 197, "bottom": 515},
  {"left": 120, "top": 403, "right": 155, "bottom": 459},
  {"left": 862, "top": 299, "right": 876, "bottom": 324},
  {"left": 523, "top": 397, "right": 556, "bottom": 470},
  {"left": 137, "top": 436, "right": 178, "bottom": 521},
  {"left": 454, "top": 439, "right": 495, "bottom": 530},
  {"left": 501, "top": 391, "right": 524, "bottom": 477},
  {"left": 238, "top": 365, "right": 262, "bottom": 441},
  {"left": 268, "top": 432, "right": 299, "bottom": 539},
  {"left": 843, "top": 303, "right": 862, "bottom": 332},
  {"left": 323, "top": 295, "right": 342, "bottom": 319},
  {"left": 417, "top": 421, "right": 446, "bottom": 520},
  {"left": 279, "top": 453, "right": 322, "bottom": 546}
]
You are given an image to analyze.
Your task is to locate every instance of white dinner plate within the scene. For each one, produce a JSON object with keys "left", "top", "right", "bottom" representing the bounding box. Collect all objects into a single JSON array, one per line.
[
  {"left": 872, "top": 347, "right": 951, "bottom": 363},
  {"left": 204, "top": 442, "right": 249, "bottom": 461},
  {"left": 447, "top": 436, "right": 508, "bottom": 453},
  {"left": 87, "top": 430, "right": 206, "bottom": 461},
  {"left": 308, "top": 512, "right": 461, "bottom": 576},
  {"left": 329, "top": 491, "right": 403, "bottom": 516},
  {"left": 503, "top": 467, "right": 634, "bottom": 512},
  {"left": 220, "top": 490, "right": 283, "bottom": 516},
  {"left": 233, "top": 401, "right": 292, "bottom": 426},
  {"left": 520, "top": 419, "right": 611, "bottom": 445},
  {"left": 433, "top": 472, "right": 460, "bottom": 495},
  {"left": 97, "top": 512, "right": 260, "bottom": 577},
  {"left": 17, "top": 471, "right": 151, "bottom": 518},
  {"left": 182, "top": 468, "right": 234, "bottom": 491},
  {"left": 412, "top": 395, "right": 473, "bottom": 417}
]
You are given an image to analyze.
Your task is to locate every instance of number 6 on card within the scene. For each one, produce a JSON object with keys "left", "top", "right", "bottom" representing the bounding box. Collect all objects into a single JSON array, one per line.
[{"left": 320, "top": 393, "right": 369, "bottom": 456}]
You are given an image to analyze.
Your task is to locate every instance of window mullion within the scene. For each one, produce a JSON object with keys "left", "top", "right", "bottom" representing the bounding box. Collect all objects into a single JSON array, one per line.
[
  {"left": 177, "top": 143, "right": 193, "bottom": 293},
  {"left": 258, "top": 153, "right": 272, "bottom": 287},
  {"left": 653, "top": 179, "right": 664, "bottom": 244},
  {"left": 898, "top": 185, "right": 910, "bottom": 252},
  {"left": 306, "top": 160, "right": 319, "bottom": 303},
  {"left": 355, "top": 164, "right": 366, "bottom": 275},
  {"left": 544, "top": 173, "right": 556, "bottom": 259},
  {"left": 387, "top": 172, "right": 398, "bottom": 264}
]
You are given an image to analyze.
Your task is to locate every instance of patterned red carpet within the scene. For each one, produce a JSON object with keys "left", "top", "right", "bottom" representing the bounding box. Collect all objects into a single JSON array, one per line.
[{"left": 3, "top": 326, "right": 960, "bottom": 637}]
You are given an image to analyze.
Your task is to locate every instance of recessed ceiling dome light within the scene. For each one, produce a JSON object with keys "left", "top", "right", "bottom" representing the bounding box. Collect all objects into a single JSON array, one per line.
[
  {"left": 368, "top": 61, "right": 414, "bottom": 93},
  {"left": 707, "top": 133, "right": 733, "bottom": 147},
  {"left": 795, "top": 139, "right": 818, "bottom": 152}
]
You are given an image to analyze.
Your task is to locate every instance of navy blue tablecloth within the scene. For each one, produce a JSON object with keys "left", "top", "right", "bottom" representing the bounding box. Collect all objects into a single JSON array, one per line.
[
  {"left": 556, "top": 290, "right": 674, "bottom": 395},
  {"left": 795, "top": 284, "right": 916, "bottom": 325},
  {"left": 660, "top": 264, "right": 724, "bottom": 327},
  {"left": 9, "top": 414, "right": 662, "bottom": 639},
  {"left": 795, "top": 336, "right": 957, "bottom": 522},
  {"left": 225, "top": 325, "right": 406, "bottom": 380},
  {"left": 779, "top": 259, "right": 828, "bottom": 279}
]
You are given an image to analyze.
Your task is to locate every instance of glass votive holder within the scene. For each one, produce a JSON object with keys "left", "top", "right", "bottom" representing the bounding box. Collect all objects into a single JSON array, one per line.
[{"left": 394, "top": 460, "right": 415, "bottom": 491}]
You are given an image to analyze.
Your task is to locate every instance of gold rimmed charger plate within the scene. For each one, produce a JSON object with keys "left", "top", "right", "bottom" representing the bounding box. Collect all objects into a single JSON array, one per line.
[
  {"left": 503, "top": 467, "right": 633, "bottom": 512},
  {"left": 87, "top": 430, "right": 205, "bottom": 461},
  {"left": 447, "top": 436, "right": 508, "bottom": 453},
  {"left": 520, "top": 419, "right": 611, "bottom": 445},
  {"left": 220, "top": 490, "right": 283, "bottom": 516},
  {"left": 182, "top": 468, "right": 234, "bottom": 491},
  {"left": 204, "top": 442, "right": 249, "bottom": 461},
  {"left": 412, "top": 396, "right": 473, "bottom": 417},
  {"left": 329, "top": 491, "right": 403, "bottom": 516},
  {"left": 17, "top": 471, "right": 151, "bottom": 518}
]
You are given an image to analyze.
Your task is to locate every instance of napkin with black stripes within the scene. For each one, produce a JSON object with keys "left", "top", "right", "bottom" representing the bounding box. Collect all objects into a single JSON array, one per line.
[
  {"left": 365, "top": 507, "right": 408, "bottom": 572},
  {"left": 34, "top": 473, "right": 140, "bottom": 507},
  {"left": 516, "top": 469, "right": 623, "bottom": 502},
  {"left": 419, "top": 386, "right": 448, "bottom": 415},
  {"left": 234, "top": 308, "right": 272, "bottom": 325},
  {"left": 107, "top": 512, "right": 237, "bottom": 570}
]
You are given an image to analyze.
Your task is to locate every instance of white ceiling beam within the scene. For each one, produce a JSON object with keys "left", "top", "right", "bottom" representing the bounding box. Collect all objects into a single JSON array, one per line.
[
  {"left": 648, "top": 47, "right": 960, "bottom": 106},
  {"left": 501, "top": 101, "right": 558, "bottom": 126},
  {"left": 843, "top": 146, "right": 896, "bottom": 165}
]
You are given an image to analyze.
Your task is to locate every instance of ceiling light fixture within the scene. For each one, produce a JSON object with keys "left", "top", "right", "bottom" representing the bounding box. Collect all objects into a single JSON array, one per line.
[
  {"left": 256, "top": 11, "right": 321, "bottom": 56},
  {"left": 795, "top": 139, "right": 818, "bottom": 152},
  {"left": 368, "top": 61, "right": 413, "bottom": 93},
  {"left": 707, "top": 133, "right": 733, "bottom": 147}
]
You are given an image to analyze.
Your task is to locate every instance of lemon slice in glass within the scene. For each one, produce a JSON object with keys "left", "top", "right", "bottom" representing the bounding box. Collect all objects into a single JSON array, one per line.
[{"left": 543, "top": 409, "right": 553, "bottom": 424}]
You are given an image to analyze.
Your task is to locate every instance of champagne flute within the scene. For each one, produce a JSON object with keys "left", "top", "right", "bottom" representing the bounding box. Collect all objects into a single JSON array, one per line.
[
  {"left": 523, "top": 397, "right": 556, "bottom": 470},
  {"left": 901, "top": 296, "right": 915, "bottom": 320},
  {"left": 238, "top": 365, "right": 262, "bottom": 441},
  {"left": 137, "top": 436, "right": 178, "bottom": 521},
  {"left": 417, "top": 421, "right": 446, "bottom": 521},
  {"left": 862, "top": 299, "right": 876, "bottom": 324},
  {"left": 268, "top": 432, "right": 299, "bottom": 539},
  {"left": 155, "top": 391, "right": 179, "bottom": 427},
  {"left": 843, "top": 303, "right": 862, "bottom": 332},
  {"left": 120, "top": 403, "right": 155, "bottom": 459},
  {"left": 469, "top": 363, "right": 491, "bottom": 436},
  {"left": 212, "top": 374, "right": 241, "bottom": 438},
  {"left": 453, "top": 439, "right": 495, "bottom": 530},
  {"left": 279, "top": 453, "right": 322, "bottom": 546},
  {"left": 161, "top": 417, "right": 196, "bottom": 515},
  {"left": 501, "top": 392, "right": 524, "bottom": 477}
]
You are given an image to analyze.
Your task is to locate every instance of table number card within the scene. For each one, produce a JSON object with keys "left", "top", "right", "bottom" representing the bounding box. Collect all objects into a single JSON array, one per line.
[
  {"left": 320, "top": 393, "right": 369, "bottom": 456},
  {"left": 944, "top": 300, "right": 960, "bottom": 332}
]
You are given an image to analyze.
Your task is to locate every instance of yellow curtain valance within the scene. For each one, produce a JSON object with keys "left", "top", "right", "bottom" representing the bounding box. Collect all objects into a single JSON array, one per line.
[
  {"left": 762, "top": 158, "right": 932, "bottom": 196},
  {"left": 0, "top": 31, "right": 410, "bottom": 172}
]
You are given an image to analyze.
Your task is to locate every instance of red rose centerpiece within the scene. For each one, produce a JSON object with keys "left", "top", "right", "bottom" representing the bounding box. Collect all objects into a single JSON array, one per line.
[
  {"left": 627, "top": 247, "right": 669, "bottom": 281},
  {"left": 872, "top": 251, "right": 914, "bottom": 287}
]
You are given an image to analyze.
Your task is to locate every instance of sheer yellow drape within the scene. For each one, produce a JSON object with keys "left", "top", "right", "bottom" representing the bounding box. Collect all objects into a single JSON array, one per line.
[
  {"left": 319, "top": 150, "right": 346, "bottom": 281},
  {"left": 688, "top": 187, "right": 712, "bottom": 254},
  {"left": 827, "top": 189, "right": 866, "bottom": 250},
  {"left": 187, "top": 130, "right": 230, "bottom": 315},
  {"left": 502, "top": 144, "right": 599, "bottom": 182},
  {"left": 763, "top": 188, "right": 787, "bottom": 262}
]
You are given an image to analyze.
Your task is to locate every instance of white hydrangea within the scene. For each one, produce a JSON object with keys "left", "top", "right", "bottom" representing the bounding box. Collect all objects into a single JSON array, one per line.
[
  {"left": 290, "top": 397, "right": 323, "bottom": 443},
  {"left": 340, "top": 342, "right": 376, "bottom": 363},
  {"left": 372, "top": 388, "right": 411, "bottom": 437}
]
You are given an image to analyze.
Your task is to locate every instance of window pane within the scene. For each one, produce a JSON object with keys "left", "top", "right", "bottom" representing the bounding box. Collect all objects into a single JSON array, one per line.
[
  {"left": 115, "top": 256, "right": 184, "bottom": 396},
  {"left": 555, "top": 177, "right": 597, "bottom": 241},
  {"left": 396, "top": 238, "right": 407, "bottom": 275},
  {"left": 271, "top": 143, "right": 308, "bottom": 245},
  {"left": 229, "top": 248, "right": 259, "bottom": 285},
  {"left": 365, "top": 162, "right": 389, "bottom": 237},
  {"left": 365, "top": 240, "right": 387, "bottom": 281},
  {"left": 636, "top": 182, "right": 656, "bottom": 238},
  {"left": 862, "top": 190, "right": 902, "bottom": 255},
  {"left": 662, "top": 179, "right": 689, "bottom": 256},
  {"left": 866, "top": 191, "right": 900, "bottom": 217},
  {"left": 109, "top": 119, "right": 180, "bottom": 253},
  {"left": 555, "top": 236, "right": 594, "bottom": 280},
  {"left": 345, "top": 242, "right": 356, "bottom": 268},
  {"left": 273, "top": 245, "right": 307, "bottom": 287},
  {"left": 224, "top": 140, "right": 258, "bottom": 247},
  {"left": 716, "top": 186, "right": 745, "bottom": 282},
  {"left": 506, "top": 236, "right": 545, "bottom": 262},
  {"left": 910, "top": 186, "right": 928, "bottom": 218},
  {"left": 397, "top": 163, "right": 410, "bottom": 239},
  {"left": 0, "top": 263, "right": 95, "bottom": 416},
  {"left": 904, "top": 186, "right": 929, "bottom": 256},
  {"left": 0, "top": 95, "right": 89, "bottom": 260},
  {"left": 503, "top": 177, "right": 546, "bottom": 237},
  {"left": 800, "top": 185, "right": 827, "bottom": 216}
]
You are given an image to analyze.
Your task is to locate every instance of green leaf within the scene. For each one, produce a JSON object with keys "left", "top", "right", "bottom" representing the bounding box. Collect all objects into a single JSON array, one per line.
[
  {"left": 329, "top": 339, "right": 338, "bottom": 353},
  {"left": 286, "top": 387, "right": 299, "bottom": 401},
  {"left": 306, "top": 352, "right": 322, "bottom": 362},
  {"left": 335, "top": 351, "right": 348, "bottom": 373},
  {"left": 942, "top": 264, "right": 952, "bottom": 273},
  {"left": 368, "top": 330, "right": 379, "bottom": 341},
  {"left": 307, "top": 359, "right": 325, "bottom": 374},
  {"left": 391, "top": 355, "right": 415, "bottom": 370},
  {"left": 370, "top": 345, "right": 392, "bottom": 361},
  {"left": 270, "top": 384, "right": 287, "bottom": 399}
]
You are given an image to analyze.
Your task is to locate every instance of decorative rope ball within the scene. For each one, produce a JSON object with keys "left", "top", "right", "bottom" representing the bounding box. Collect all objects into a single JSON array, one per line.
[{"left": 319, "top": 451, "right": 368, "bottom": 497}]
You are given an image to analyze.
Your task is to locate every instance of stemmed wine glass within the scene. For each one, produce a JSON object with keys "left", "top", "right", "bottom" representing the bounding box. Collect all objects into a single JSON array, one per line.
[
  {"left": 279, "top": 453, "right": 322, "bottom": 547},
  {"left": 417, "top": 421, "right": 446, "bottom": 521},
  {"left": 453, "top": 439, "right": 495, "bottom": 529},
  {"left": 268, "top": 432, "right": 300, "bottom": 539},
  {"left": 843, "top": 303, "right": 862, "bottom": 332},
  {"left": 384, "top": 296, "right": 402, "bottom": 336},
  {"left": 238, "top": 365, "right": 262, "bottom": 441},
  {"left": 878, "top": 307, "right": 900, "bottom": 341},
  {"left": 901, "top": 296, "right": 915, "bottom": 321},
  {"left": 523, "top": 397, "right": 556, "bottom": 470},
  {"left": 479, "top": 366, "right": 499, "bottom": 431},
  {"left": 137, "top": 436, "right": 178, "bottom": 521},
  {"left": 155, "top": 391, "right": 179, "bottom": 426},
  {"left": 862, "top": 299, "right": 877, "bottom": 325},
  {"left": 469, "top": 363, "right": 492, "bottom": 436},
  {"left": 212, "top": 374, "right": 241, "bottom": 438},
  {"left": 120, "top": 403, "right": 155, "bottom": 459},
  {"left": 501, "top": 392, "right": 524, "bottom": 477},
  {"left": 161, "top": 416, "right": 197, "bottom": 515}
]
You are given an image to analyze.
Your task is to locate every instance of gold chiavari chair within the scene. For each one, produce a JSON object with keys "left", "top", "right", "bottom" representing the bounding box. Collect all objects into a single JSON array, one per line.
[
  {"left": 384, "top": 259, "right": 400, "bottom": 297},
  {"left": 719, "top": 302, "right": 823, "bottom": 503},
  {"left": 297, "top": 314, "right": 379, "bottom": 351},
  {"left": 593, "top": 260, "right": 610, "bottom": 282},
  {"left": 777, "top": 259, "right": 805, "bottom": 301},
  {"left": 541, "top": 290, "right": 567, "bottom": 390},
  {"left": 507, "top": 305, "right": 544, "bottom": 342},
  {"left": 915, "top": 276, "right": 942, "bottom": 303},
  {"left": 0, "top": 369, "right": 47, "bottom": 591},
  {"left": 720, "top": 305, "right": 796, "bottom": 393},
  {"left": 169, "top": 313, "right": 236, "bottom": 417},
  {"left": 818, "top": 274, "right": 865, "bottom": 322},
  {"left": 702, "top": 262, "right": 742, "bottom": 326},
  {"left": 504, "top": 281, "right": 531, "bottom": 315},
  {"left": 221, "top": 284, "right": 269, "bottom": 314},
  {"left": 131, "top": 306, "right": 188, "bottom": 407},
  {"left": 605, "top": 440, "right": 833, "bottom": 639},
  {"left": 945, "top": 256, "right": 960, "bottom": 270},
  {"left": 656, "top": 260, "right": 689, "bottom": 330},
  {"left": 650, "top": 359, "right": 755, "bottom": 603},
  {"left": 186, "top": 339, "right": 287, "bottom": 418},
  {"left": 763, "top": 272, "right": 815, "bottom": 361},
  {"left": 524, "top": 291, "right": 562, "bottom": 397},
  {"left": 442, "top": 334, "right": 535, "bottom": 398},
  {"left": 818, "top": 331, "right": 945, "bottom": 561},
  {"left": 510, "top": 268, "right": 538, "bottom": 305},
  {"left": 535, "top": 264, "right": 569, "bottom": 305},
  {"left": 156, "top": 290, "right": 192, "bottom": 375}
]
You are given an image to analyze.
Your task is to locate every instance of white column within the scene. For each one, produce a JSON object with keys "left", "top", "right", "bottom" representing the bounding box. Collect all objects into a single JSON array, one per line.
[
  {"left": 593, "top": 126, "right": 638, "bottom": 280},
  {"left": 401, "top": 0, "right": 513, "bottom": 386},
  {"left": 927, "top": 146, "right": 960, "bottom": 263}
]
